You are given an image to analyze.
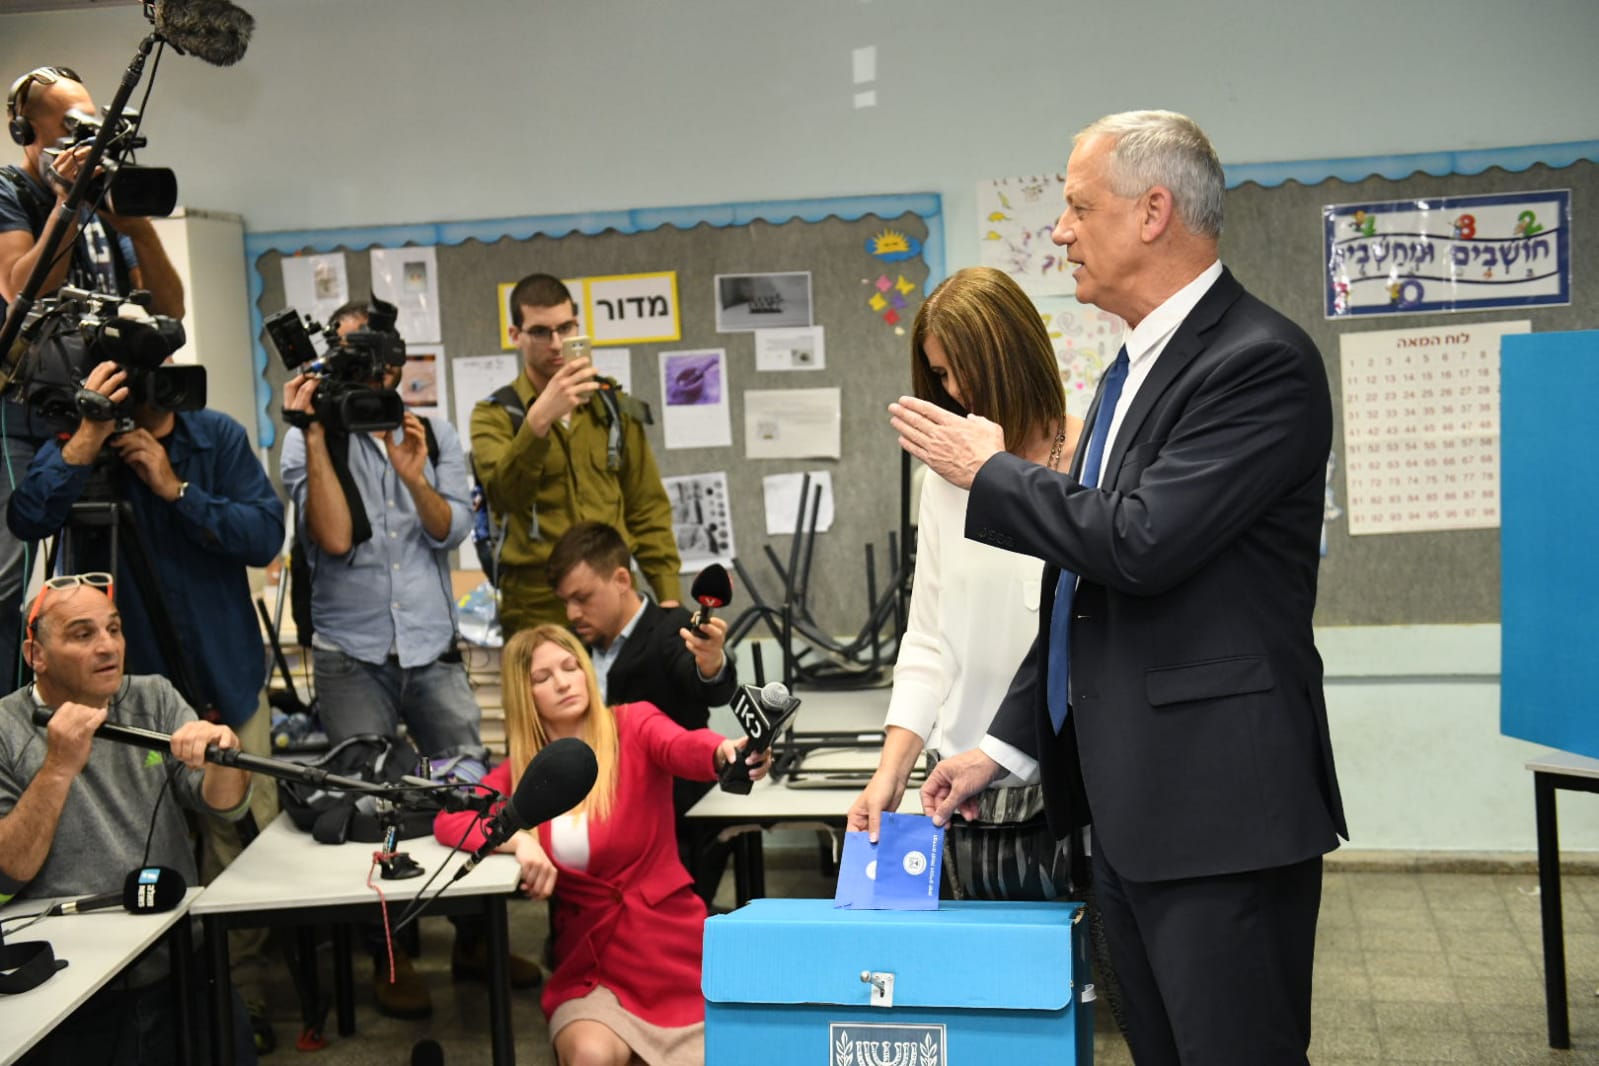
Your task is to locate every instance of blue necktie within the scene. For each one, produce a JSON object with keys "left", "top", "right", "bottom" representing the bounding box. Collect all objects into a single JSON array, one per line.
[{"left": 1046, "top": 346, "right": 1129, "bottom": 733}]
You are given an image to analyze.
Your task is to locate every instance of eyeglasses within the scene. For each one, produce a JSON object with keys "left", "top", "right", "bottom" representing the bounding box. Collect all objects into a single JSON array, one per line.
[
  {"left": 515, "top": 320, "right": 580, "bottom": 344},
  {"left": 26, "top": 572, "right": 114, "bottom": 639}
]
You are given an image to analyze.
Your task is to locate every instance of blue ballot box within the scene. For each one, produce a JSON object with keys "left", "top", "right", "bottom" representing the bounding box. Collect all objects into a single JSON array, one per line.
[{"left": 703, "top": 898, "right": 1093, "bottom": 1065}]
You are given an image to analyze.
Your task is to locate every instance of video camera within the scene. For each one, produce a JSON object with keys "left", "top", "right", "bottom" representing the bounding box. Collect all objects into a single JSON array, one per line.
[
  {"left": 263, "top": 295, "right": 407, "bottom": 434},
  {"left": 42, "top": 107, "right": 178, "bottom": 218},
  {"left": 13, "top": 286, "right": 197, "bottom": 431}
]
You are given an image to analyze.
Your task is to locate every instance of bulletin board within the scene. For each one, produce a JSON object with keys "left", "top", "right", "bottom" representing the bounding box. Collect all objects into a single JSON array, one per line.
[
  {"left": 1218, "top": 143, "right": 1598, "bottom": 625},
  {"left": 247, "top": 194, "right": 942, "bottom": 635}
]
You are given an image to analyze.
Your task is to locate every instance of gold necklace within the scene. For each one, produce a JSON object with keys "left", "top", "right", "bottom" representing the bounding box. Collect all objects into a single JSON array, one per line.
[{"left": 1047, "top": 423, "right": 1067, "bottom": 470}]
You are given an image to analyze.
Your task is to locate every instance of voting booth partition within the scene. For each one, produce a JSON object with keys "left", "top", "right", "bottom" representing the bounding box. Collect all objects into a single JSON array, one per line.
[
  {"left": 702, "top": 899, "right": 1093, "bottom": 1065},
  {"left": 1499, "top": 329, "right": 1599, "bottom": 757}
]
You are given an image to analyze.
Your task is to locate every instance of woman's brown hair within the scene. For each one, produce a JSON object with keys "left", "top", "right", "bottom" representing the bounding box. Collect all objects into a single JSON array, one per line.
[{"left": 909, "top": 266, "right": 1065, "bottom": 452}]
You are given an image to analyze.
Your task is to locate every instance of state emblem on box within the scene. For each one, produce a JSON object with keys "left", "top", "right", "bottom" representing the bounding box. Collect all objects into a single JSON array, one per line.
[{"left": 703, "top": 899, "right": 1093, "bottom": 1065}]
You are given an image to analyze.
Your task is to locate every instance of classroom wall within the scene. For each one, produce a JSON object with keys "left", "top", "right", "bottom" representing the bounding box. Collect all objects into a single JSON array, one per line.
[{"left": 3, "top": 0, "right": 1596, "bottom": 854}]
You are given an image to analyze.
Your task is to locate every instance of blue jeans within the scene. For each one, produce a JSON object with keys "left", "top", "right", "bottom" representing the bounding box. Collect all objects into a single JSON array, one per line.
[{"left": 311, "top": 646, "right": 482, "bottom": 758}]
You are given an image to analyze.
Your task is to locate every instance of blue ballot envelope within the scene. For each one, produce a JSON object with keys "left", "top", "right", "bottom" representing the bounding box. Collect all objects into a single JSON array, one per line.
[
  {"left": 835, "top": 812, "right": 944, "bottom": 910},
  {"left": 704, "top": 899, "right": 1094, "bottom": 1065}
]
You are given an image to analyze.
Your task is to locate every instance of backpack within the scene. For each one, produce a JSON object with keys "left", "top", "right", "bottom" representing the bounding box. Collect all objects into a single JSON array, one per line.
[
  {"left": 279, "top": 733, "right": 488, "bottom": 845},
  {"left": 470, "top": 379, "right": 645, "bottom": 585}
]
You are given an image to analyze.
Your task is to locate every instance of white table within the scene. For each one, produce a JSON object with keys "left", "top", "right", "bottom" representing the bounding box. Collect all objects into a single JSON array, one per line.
[
  {"left": 1526, "top": 748, "right": 1599, "bottom": 1050},
  {"left": 192, "top": 814, "right": 522, "bottom": 1064},
  {"left": 689, "top": 685, "right": 924, "bottom": 904},
  {"left": 0, "top": 890, "right": 198, "bottom": 1066}
]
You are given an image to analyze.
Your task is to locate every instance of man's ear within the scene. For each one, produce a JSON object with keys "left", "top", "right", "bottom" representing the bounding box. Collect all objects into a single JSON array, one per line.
[
  {"left": 1141, "top": 185, "right": 1177, "bottom": 243},
  {"left": 611, "top": 566, "right": 635, "bottom": 593},
  {"left": 22, "top": 637, "right": 41, "bottom": 674}
]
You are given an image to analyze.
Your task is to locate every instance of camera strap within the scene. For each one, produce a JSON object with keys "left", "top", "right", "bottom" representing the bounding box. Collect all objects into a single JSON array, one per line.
[{"left": 323, "top": 418, "right": 443, "bottom": 553}]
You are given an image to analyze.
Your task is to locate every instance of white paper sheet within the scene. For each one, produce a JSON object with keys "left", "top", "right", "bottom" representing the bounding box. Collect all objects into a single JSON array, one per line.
[
  {"left": 755, "top": 326, "right": 826, "bottom": 372},
  {"left": 660, "top": 349, "right": 732, "bottom": 449},
  {"left": 399, "top": 343, "right": 447, "bottom": 426},
  {"left": 591, "top": 348, "right": 632, "bottom": 394},
  {"left": 371, "top": 246, "right": 442, "bottom": 344},
  {"left": 744, "top": 387, "right": 841, "bottom": 459},
  {"left": 451, "top": 353, "right": 520, "bottom": 448},
  {"left": 762, "top": 471, "right": 836, "bottom": 535},
  {"left": 663, "top": 472, "right": 735, "bottom": 573},
  {"left": 280, "top": 253, "right": 349, "bottom": 326}
]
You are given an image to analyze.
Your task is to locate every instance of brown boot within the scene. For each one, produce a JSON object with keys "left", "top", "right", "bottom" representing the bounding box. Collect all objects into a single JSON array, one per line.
[
  {"left": 451, "top": 936, "right": 543, "bottom": 990},
  {"left": 374, "top": 949, "right": 432, "bottom": 1019}
]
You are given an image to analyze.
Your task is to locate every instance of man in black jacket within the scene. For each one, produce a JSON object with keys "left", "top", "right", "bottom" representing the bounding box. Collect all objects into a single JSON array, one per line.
[{"left": 548, "top": 520, "right": 738, "bottom": 901}]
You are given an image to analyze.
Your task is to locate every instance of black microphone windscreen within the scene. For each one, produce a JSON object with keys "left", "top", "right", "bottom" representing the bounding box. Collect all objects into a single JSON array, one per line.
[
  {"left": 507, "top": 737, "right": 598, "bottom": 829},
  {"left": 690, "top": 563, "right": 732, "bottom": 608},
  {"left": 411, "top": 1039, "right": 445, "bottom": 1066},
  {"left": 120, "top": 865, "right": 186, "bottom": 913},
  {"left": 152, "top": 0, "right": 256, "bottom": 67}
]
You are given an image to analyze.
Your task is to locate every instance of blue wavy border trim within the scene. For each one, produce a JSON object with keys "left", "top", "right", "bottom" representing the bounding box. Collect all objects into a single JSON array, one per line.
[
  {"left": 1224, "top": 139, "right": 1599, "bottom": 188},
  {"left": 244, "top": 193, "right": 945, "bottom": 446}
]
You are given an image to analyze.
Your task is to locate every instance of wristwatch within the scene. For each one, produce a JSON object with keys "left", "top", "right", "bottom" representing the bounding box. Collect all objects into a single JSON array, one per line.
[{"left": 175, "top": 481, "right": 191, "bottom": 501}]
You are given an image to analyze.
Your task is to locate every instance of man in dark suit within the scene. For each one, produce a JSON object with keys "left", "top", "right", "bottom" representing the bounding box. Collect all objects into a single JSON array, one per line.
[
  {"left": 894, "top": 110, "right": 1346, "bottom": 1065},
  {"left": 547, "top": 520, "right": 739, "bottom": 901}
]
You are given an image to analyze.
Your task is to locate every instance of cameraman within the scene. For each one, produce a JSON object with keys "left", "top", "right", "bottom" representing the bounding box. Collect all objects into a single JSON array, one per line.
[
  {"left": 280, "top": 304, "right": 540, "bottom": 1017},
  {"left": 0, "top": 65, "right": 185, "bottom": 695},
  {"left": 5, "top": 357, "right": 284, "bottom": 848}
]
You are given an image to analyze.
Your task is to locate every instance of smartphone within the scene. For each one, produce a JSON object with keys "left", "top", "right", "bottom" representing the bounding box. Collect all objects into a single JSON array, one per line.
[{"left": 561, "top": 335, "right": 592, "bottom": 365}]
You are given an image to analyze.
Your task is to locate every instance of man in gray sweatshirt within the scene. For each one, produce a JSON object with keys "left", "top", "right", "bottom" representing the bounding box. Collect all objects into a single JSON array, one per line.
[{"left": 0, "top": 573, "right": 255, "bottom": 1064}]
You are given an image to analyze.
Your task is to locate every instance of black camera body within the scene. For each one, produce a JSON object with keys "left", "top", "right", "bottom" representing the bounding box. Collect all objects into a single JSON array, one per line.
[
  {"left": 42, "top": 107, "right": 177, "bottom": 218},
  {"left": 16, "top": 286, "right": 197, "bottom": 432},
  {"left": 264, "top": 296, "right": 406, "bottom": 433}
]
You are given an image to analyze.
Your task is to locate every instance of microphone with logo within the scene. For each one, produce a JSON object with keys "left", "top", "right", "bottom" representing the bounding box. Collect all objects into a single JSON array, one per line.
[
  {"left": 451, "top": 737, "right": 598, "bottom": 881},
  {"left": 717, "top": 682, "right": 801, "bottom": 795},
  {"left": 45, "top": 865, "right": 186, "bottom": 916},
  {"left": 687, "top": 563, "right": 732, "bottom": 636}
]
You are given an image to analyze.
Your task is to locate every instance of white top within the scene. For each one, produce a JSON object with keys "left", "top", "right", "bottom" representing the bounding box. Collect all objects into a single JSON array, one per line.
[
  {"left": 547, "top": 811, "right": 591, "bottom": 871},
  {"left": 1084, "top": 260, "right": 1223, "bottom": 487},
  {"left": 886, "top": 471, "right": 1043, "bottom": 768}
]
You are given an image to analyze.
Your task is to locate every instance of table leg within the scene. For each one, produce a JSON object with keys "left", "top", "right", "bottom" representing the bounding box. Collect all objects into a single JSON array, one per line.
[
  {"left": 334, "top": 923, "right": 355, "bottom": 1036},
  {"left": 1535, "top": 772, "right": 1569, "bottom": 1049},
  {"left": 486, "top": 895, "right": 515, "bottom": 1066},
  {"left": 205, "top": 915, "right": 236, "bottom": 1066},
  {"left": 170, "top": 914, "right": 194, "bottom": 1066}
]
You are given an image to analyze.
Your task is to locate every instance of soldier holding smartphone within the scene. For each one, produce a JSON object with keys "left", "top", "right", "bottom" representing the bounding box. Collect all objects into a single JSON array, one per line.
[{"left": 471, "top": 274, "right": 680, "bottom": 636}]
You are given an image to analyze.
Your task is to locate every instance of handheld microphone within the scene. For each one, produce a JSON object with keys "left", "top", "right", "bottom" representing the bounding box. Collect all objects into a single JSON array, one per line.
[
  {"left": 151, "top": 0, "right": 256, "bottom": 67},
  {"left": 718, "top": 682, "right": 801, "bottom": 795},
  {"left": 46, "top": 865, "right": 186, "bottom": 916},
  {"left": 410, "top": 1038, "right": 445, "bottom": 1066},
  {"left": 688, "top": 563, "right": 733, "bottom": 636},
  {"left": 452, "top": 737, "right": 597, "bottom": 880}
]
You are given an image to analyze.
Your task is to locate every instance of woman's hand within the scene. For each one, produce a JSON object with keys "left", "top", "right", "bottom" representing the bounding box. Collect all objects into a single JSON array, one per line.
[
  {"left": 510, "top": 830, "right": 558, "bottom": 900},
  {"left": 847, "top": 765, "right": 908, "bottom": 843},
  {"left": 716, "top": 737, "right": 772, "bottom": 782}
]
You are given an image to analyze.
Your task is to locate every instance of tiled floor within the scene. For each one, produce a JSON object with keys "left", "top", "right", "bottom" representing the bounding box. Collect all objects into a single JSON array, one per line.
[{"left": 248, "top": 859, "right": 1599, "bottom": 1064}]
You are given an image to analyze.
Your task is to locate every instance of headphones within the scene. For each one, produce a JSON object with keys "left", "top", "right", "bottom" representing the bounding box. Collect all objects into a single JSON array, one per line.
[{"left": 7, "top": 65, "right": 81, "bottom": 148}]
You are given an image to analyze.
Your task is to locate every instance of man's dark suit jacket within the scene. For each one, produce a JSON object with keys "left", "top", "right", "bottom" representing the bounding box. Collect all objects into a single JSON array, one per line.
[
  {"left": 598, "top": 599, "right": 740, "bottom": 816},
  {"left": 970, "top": 268, "right": 1347, "bottom": 884}
]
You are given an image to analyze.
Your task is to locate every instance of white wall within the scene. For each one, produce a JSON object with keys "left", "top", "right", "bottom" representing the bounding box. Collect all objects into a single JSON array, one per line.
[{"left": 4, "top": 0, "right": 1597, "bottom": 854}]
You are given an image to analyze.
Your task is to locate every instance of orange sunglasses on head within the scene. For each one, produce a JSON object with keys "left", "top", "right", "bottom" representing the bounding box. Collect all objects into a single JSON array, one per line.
[{"left": 26, "top": 572, "right": 114, "bottom": 640}]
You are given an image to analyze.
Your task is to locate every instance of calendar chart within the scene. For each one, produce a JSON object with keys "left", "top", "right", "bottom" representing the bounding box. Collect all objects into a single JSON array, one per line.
[{"left": 1339, "top": 321, "right": 1529, "bottom": 535}]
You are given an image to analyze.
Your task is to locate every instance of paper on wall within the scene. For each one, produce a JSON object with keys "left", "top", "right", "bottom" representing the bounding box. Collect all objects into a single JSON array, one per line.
[
  {"left": 280, "top": 253, "right": 349, "bottom": 326},
  {"left": 663, "top": 472, "right": 735, "bottom": 573},
  {"left": 451, "top": 353, "right": 520, "bottom": 449},
  {"left": 754, "top": 326, "right": 826, "bottom": 372},
  {"left": 762, "top": 471, "right": 835, "bottom": 535},
  {"left": 744, "top": 387, "right": 841, "bottom": 459},
  {"left": 371, "top": 246, "right": 441, "bottom": 344},
  {"left": 661, "top": 349, "right": 732, "bottom": 449},
  {"left": 591, "top": 348, "right": 632, "bottom": 394},
  {"left": 400, "top": 343, "right": 448, "bottom": 426}
]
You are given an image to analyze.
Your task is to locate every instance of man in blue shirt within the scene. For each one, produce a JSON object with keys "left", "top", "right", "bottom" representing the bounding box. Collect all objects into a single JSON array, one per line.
[
  {"left": 0, "top": 64, "right": 185, "bottom": 696},
  {"left": 280, "top": 305, "right": 539, "bottom": 1016}
]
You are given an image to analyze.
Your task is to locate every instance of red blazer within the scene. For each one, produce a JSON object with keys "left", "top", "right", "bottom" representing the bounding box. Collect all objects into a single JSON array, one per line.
[{"left": 434, "top": 701, "right": 722, "bottom": 1027}]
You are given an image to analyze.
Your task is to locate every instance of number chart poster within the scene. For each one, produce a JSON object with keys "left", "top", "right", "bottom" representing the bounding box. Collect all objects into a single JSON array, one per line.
[
  {"left": 1323, "top": 190, "right": 1570, "bottom": 319},
  {"left": 1339, "top": 320, "right": 1528, "bottom": 536}
]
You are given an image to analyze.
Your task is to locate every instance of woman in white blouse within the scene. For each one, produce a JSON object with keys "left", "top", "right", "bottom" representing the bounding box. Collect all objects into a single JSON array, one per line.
[{"left": 849, "top": 266, "right": 1084, "bottom": 898}]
